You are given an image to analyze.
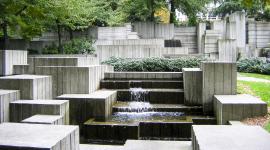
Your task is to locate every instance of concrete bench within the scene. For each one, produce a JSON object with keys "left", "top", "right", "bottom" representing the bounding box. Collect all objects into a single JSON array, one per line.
[
  {"left": 0, "top": 90, "right": 20, "bottom": 123},
  {"left": 0, "top": 123, "right": 79, "bottom": 150},
  {"left": 57, "top": 90, "right": 117, "bottom": 124},
  {"left": 10, "top": 100, "right": 69, "bottom": 125},
  {"left": 214, "top": 94, "right": 268, "bottom": 125},
  {"left": 0, "top": 75, "right": 52, "bottom": 99},
  {"left": 22, "top": 114, "right": 64, "bottom": 125},
  {"left": 192, "top": 125, "right": 270, "bottom": 150}
]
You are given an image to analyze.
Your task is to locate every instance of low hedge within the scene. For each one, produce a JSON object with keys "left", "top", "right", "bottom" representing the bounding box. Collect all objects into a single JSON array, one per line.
[
  {"left": 237, "top": 58, "right": 270, "bottom": 75},
  {"left": 101, "top": 57, "right": 206, "bottom": 72}
]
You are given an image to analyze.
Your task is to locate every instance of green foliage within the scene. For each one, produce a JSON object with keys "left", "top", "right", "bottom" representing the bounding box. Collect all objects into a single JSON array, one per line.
[
  {"left": 237, "top": 58, "right": 270, "bottom": 75},
  {"left": 42, "top": 43, "right": 59, "bottom": 54},
  {"left": 102, "top": 57, "right": 206, "bottom": 72},
  {"left": 63, "top": 38, "right": 95, "bottom": 54}
]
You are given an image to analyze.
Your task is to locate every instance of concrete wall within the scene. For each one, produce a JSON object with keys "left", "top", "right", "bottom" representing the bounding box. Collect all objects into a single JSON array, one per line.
[
  {"left": 201, "top": 62, "right": 237, "bottom": 114},
  {"left": 0, "top": 50, "right": 28, "bottom": 76},
  {"left": 133, "top": 22, "right": 174, "bottom": 39},
  {"left": 247, "top": 20, "right": 270, "bottom": 57},
  {"left": 218, "top": 39, "right": 237, "bottom": 62},
  {"left": 0, "top": 90, "right": 20, "bottom": 123},
  {"left": 174, "top": 27, "right": 198, "bottom": 53},
  {"left": 35, "top": 65, "right": 113, "bottom": 98},
  {"left": 97, "top": 45, "right": 189, "bottom": 62},
  {"left": 183, "top": 68, "right": 202, "bottom": 106}
]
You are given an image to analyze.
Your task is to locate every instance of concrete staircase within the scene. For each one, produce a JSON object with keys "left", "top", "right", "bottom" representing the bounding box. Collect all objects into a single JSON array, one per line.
[{"left": 83, "top": 72, "right": 216, "bottom": 144}]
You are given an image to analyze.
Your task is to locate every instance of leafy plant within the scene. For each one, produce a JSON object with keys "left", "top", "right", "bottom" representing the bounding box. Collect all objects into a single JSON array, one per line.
[
  {"left": 42, "top": 43, "right": 59, "bottom": 54},
  {"left": 63, "top": 38, "right": 95, "bottom": 54},
  {"left": 102, "top": 57, "right": 206, "bottom": 72},
  {"left": 237, "top": 58, "right": 270, "bottom": 75}
]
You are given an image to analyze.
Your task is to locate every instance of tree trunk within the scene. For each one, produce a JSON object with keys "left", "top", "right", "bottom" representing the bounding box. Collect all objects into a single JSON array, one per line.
[
  {"left": 150, "top": 0, "right": 155, "bottom": 22},
  {"left": 69, "top": 27, "right": 73, "bottom": 40},
  {"left": 170, "top": 0, "right": 176, "bottom": 24},
  {"left": 2, "top": 22, "right": 9, "bottom": 50},
  {"left": 56, "top": 21, "right": 63, "bottom": 54}
]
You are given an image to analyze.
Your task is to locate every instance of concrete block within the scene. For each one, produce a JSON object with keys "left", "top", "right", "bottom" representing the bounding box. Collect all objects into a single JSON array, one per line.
[
  {"left": 21, "top": 114, "right": 64, "bottom": 125},
  {"left": 35, "top": 65, "right": 111, "bottom": 98},
  {"left": 0, "top": 75, "right": 52, "bottom": 99},
  {"left": 10, "top": 100, "right": 69, "bottom": 124},
  {"left": 182, "top": 68, "right": 202, "bottom": 105},
  {"left": 201, "top": 62, "right": 237, "bottom": 114},
  {"left": 218, "top": 39, "right": 237, "bottom": 62},
  {"left": 0, "top": 90, "right": 20, "bottom": 123},
  {"left": 192, "top": 125, "right": 270, "bottom": 150},
  {"left": 214, "top": 94, "right": 268, "bottom": 125},
  {"left": 0, "top": 123, "right": 79, "bottom": 150},
  {"left": 57, "top": 90, "right": 117, "bottom": 123},
  {"left": 0, "top": 50, "right": 27, "bottom": 76}
]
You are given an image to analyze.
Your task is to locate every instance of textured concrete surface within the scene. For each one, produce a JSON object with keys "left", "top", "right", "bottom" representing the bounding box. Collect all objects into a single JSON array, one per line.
[
  {"left": 192, "top": 125, "right": 270, "bottom": 150},
  {"left": 0, "top": 123, "right": 79, "bottom": 150},
  {"left": 214, "top": 94, "right": 267, "bottom": 124},
  {"left": 183, "top": 68, "right": 202, "bottom": 105},
  {"left": 22, "top": 115, "right": 64, "bottom": 125},
  {"left": 57, "top": 90, "right": 117, "bottom": 122},
  {"left": 0, "top": 89, "right": 20, "bottom": 123},
  {"left": 0, "top": 74, "right": 52, "bottom": 99},
  {"left": 10, "top": 100, "right": 69, "bottom": 124},
  {"left": 80, "top": 140, "right": 192, "bottom": 150}
]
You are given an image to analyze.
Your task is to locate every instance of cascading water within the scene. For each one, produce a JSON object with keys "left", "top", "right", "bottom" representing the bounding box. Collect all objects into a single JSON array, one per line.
[{"left": 125, "top": 87, "right": 152, "bottom": 112}]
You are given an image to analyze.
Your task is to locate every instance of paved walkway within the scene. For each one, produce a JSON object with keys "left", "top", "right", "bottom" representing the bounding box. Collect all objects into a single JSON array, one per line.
[{"left": 237, "top": 74, "right": 270, "bottom": 83}]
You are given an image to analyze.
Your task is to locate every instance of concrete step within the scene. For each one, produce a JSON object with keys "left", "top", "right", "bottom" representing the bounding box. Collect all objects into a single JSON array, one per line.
[
  {"left": 192, "top": 125, "right": 270, "bottom": 150},
  {"left": 0, "top": 123, "right": 79, "bottom": 150},
  {"left": 80, "top": 140, "right": 192, "bottom": 150},
  {"left": 34, "top": 65, "right": 113, "bottom": 98},
  {"left": 113, "top": 102, "right": 202, "bottom": 115},
  {"left": 0, "top": 74, "right": 52, "bottom": 99},
  {"left": 116, "top": 89, "right": 184, "bottom": 104},
  {"left": 124, "top": 140, "right": 192, "bottom": 150},
  {"left": 84, "top": 119, "right": 139, "bottom": 144},
  {"left": 21, "top": 114, "right": 64, "bottom": 125},
  {"left": 0, "top": 50, "right": 27, "bottom": 76},
  {"left": 104, "top": 72, "right": 183, "bottom": 80},
  {"left": 0, "top": 89, "right": 20, "bottom": 123},
  {"left": 101, "top": 80, "right": 183, "bottom": 89},
  {"left": 10, "top": 100, "right": 69, "bottom": 124},
  {"left": 56, "top": 90, "right": 117, "bottom": 126}
]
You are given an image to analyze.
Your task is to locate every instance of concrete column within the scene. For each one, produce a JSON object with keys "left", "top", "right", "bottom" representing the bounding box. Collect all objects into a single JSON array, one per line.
[
  {"left": 218, "top": 39, "right": 237, "bottom": 62},
  {"left": 201, "top": 61, "right": 237, "bottom": 114},
  {"left": 197, "top": 23, "right": 206, "bottom": 53}
]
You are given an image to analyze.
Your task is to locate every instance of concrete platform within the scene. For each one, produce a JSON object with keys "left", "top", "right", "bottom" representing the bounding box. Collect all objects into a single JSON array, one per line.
[
  {"left": 125, "top": 140, "right": 192, "bottom": 150},
  {"left": 79, "top": 140, "right": 192, "bottom": 150},
  {"left": 0, "top": 75, "right": 52, "bottom": 99},
  {"left": 0, "top": 123, "right": 79, "bottom": 150},
  {"left": 10, "top": 100, "right": 69, "bottom": 124},
  {"left": 57, "top": 90, "right": 117, "bottom": 123},
  {"left": 214, "top": 94, "right": 268, "bottom": 124},
  {"left": 192, "top": 125, "right": 270, "bottom": 150},
  {"left": 22, "top": 115, "right": 64, "bottom": 125},
  {"left": 104, "top": 72, "right": 183, "bottom": 80},
  {"left": 0, "top": 89, "right": 20, "bottom": 123},
  {"left": 35, "top": 65, "right": 113, "bottom": 98}
]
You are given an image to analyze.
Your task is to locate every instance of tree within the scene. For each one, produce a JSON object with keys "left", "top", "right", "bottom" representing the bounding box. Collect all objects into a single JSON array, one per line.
[{"left": 0, "top": 0, "right": 45, "bottom": 49}]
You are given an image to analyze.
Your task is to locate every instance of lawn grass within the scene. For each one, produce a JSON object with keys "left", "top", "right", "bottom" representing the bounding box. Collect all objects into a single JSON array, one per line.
[
  {"left": 239, "top": 72, "right": 270, "bottom": 81},
  {"left": 237, "top": 80, "right": 270, "bottom": 105},
  {"left": 237, "top": 73, "right": 270, "bottom": 132},
  {"left": 265, "top": 122, "right": 270, "bottom": 132}
]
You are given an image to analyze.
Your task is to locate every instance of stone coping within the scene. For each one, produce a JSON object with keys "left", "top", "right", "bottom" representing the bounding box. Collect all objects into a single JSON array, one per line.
[
  {"left": 214, "top": 94, "right": 266, "bottom": 104},
  {"left": 11, "top": 100, "right": 68, "bottom": 105},
  {"left": 22, "top": 115, "right": 63, "bottom": 124},
  {"left": 0, "top": 74, "right": 50, "bottom": 79},
  {"left": 57, "top": 90, "right": 117, "bottom": 99}
]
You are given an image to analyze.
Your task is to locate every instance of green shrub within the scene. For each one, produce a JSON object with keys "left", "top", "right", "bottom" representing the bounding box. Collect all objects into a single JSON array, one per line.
[
  {"left": 102, "top": 57, "right": 206, "bottom": 72},
  {"left": 237, "top": 58, "right": 270, "bottom": 75},
  {"left": 63, "top": 38, "right": 95, "bottom": 54},
  {"left": 43, "top": 43, "right": 59, "bottom": 54}
]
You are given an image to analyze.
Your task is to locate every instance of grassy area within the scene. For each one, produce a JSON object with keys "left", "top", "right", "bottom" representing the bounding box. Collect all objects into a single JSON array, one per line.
[
  {"left": 237, "top": 72, "right": 270, "bottom": 132},
  {"left": 239, "top": 72, "right": 270, "bottom": 81},
  {"left": 237, "top": 80, "right": 270, "bottom": 105}
]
